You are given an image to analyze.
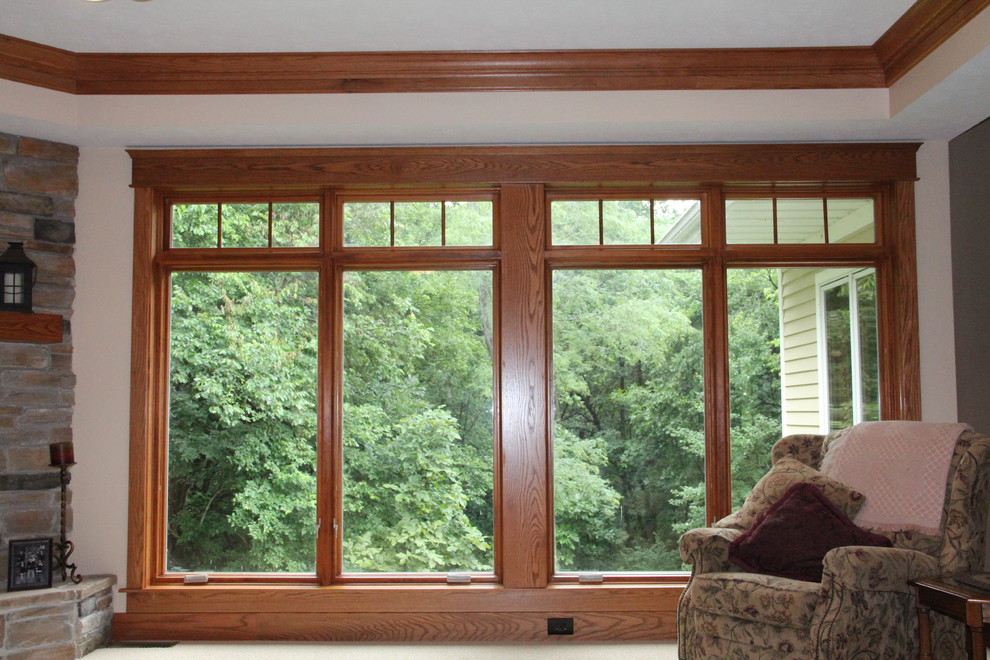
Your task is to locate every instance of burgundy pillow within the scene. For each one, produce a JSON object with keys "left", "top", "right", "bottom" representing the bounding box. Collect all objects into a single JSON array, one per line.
[{"left": 728, "top": 481, "right": 892, "bottom": 582}]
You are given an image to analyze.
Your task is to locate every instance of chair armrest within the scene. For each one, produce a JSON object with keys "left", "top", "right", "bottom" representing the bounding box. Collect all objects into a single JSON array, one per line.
[
  {"left": 679, "top": 527, "right": 743, "bottom": 574},
  {"left": 821, "top": 545, "right": 940, "bottom": 594}
]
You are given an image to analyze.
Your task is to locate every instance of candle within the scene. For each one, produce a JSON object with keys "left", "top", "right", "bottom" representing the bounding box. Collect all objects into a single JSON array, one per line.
[{"left": 49, "top": 441, "right": 75, "bottom": 466}]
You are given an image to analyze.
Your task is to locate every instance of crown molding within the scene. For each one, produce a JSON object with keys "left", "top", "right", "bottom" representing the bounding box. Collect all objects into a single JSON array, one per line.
[
  {"left": 875, "top": 0, "right": 990, "bottom": 85},
  {"left": 0, "top": 0, "right": 983, "bottom": 96},
  {"left": 72, "top": 47, "right": 882, "bottom": 95},
  {"left": 0, "top": 34, "right": 76, "bottom": 93}
]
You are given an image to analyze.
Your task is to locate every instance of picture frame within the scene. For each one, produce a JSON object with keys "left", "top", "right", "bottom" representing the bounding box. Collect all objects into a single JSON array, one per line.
[{"left": 7, "top": 538, "right": 53, "bottom": 591}]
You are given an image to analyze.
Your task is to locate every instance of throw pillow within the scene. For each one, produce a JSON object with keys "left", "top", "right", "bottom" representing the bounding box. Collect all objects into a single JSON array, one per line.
[
  {"left": 714, "top": 457, "right": 865, "bottom": 531},
  {"left": 728, "top": 482, "right": 892, "bottom": 582}
]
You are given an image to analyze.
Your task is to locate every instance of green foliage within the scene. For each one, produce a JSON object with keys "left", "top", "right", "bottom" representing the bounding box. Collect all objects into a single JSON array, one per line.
[
  {"left": 167, "top": 270, "right": 318, "bottom": 572},
  {"left": 166, "top": 199, "right": 783, "bottom": 576},
  {"left": 341, "top": 269, "right": 494, "bottom": 572}
]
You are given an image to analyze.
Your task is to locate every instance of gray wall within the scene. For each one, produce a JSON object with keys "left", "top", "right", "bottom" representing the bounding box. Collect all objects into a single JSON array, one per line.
[{"left": 950, "top": 117, "right": 990, "bottom": 434}]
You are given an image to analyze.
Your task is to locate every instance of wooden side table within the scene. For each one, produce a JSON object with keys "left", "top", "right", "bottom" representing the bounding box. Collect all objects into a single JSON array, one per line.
[{"left": 911, "top": 575, "right": 990, "bottom": 660}]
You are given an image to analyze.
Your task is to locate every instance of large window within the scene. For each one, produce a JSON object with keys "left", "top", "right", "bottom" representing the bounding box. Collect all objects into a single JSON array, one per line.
[{"left": 127, "top": 144, "right": 921, "bottom": 640}]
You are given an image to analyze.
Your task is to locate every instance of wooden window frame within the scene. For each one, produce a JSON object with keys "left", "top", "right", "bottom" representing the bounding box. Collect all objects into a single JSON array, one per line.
[{"left": 121, "top": 143, "right": 920, "bottom": 643}]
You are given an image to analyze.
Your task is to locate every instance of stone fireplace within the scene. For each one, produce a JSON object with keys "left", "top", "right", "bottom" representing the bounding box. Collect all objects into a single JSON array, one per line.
[{"left": 0, "top": 132, "right": 114, "bottom": 657}]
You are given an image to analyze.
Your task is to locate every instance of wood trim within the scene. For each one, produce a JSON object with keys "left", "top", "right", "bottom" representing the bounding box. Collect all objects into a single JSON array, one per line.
[
  {"left": 0, "top": 311, "right": 63, "bottom": 343},
  {"left": 1, "top": 2, "right": 986, "bottom": 96},
  {"left": 72, "top": 47, "right": 882, "bottom": 95},
  {"left": 113, "top": 609, "right": 676, "bottom": 643},
  {"left": 126, "top": 187, "right": 161, "bottom": 590},
  {"left": 882, "top": 181, "right": 922, "bottom": 419},
  {"left": 703, "top": 187, "right": 733, "bottom": 525},
  {"left": 499, "top": 184, "right": 550, "bottom": 589},
  {"left": 875, "top": 0, "right": 990, "bottom": 85},
  {"left": 127, "top": 143, "right": 921, "bottom": 189},
  {"left": 0, "top": 34, "right": 76, "bottom": 94},
  {"left": 121, "top": 583, "right": 684, "bottom": 613},
  {"left": 124, "top": 146, "right": 920, "bottom": 643}
]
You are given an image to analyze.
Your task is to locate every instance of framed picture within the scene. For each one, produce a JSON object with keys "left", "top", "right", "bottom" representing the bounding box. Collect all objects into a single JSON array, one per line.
[{"left": 7, "top": 538, "right": 53, "bottom": 591}]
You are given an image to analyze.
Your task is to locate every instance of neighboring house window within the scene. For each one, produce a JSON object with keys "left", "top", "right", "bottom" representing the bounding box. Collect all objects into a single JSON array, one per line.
[{"left": 817, "top": 269, "right": 880, "bottom": 431}]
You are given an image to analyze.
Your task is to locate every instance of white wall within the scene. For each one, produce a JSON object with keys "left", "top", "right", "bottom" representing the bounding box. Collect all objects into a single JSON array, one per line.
[
  {"left": 915, "top": 141, "right": 959, "bottom": 422},
  {"left": 72, "top": 148, "right": 134, "bottom": 612}
]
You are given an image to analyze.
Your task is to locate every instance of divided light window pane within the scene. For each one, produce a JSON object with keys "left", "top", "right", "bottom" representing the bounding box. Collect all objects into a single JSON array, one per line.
[
  {"left": 341, "top": 270, "right": 495, "bottom": 574},
  {"left": 166, "top": 271, "right": 319, "bottom": 573},
  {"left": 171, "top": 202, "right": 319, "bottom": 248},
  {"left": 726, "top": 197, "right": 876, "bottom": 245},
  {"left": 776, "top": 199, "right": 825, "bottom": 244},
  {"left": 725, "top": 199, "right": 774, "bottom": 244},
  {"left": 343, "top": 200, "right": 494, "bottom": 247},
  {"left": 272, "top": 203, "right": 320, "bottom": 247},
  {"left": 551, "top": 199, "right": 702, "bottom": 246},
  {"left": 828, "top": 198, "right": 876, "bottom": 243},
  {"left": 551, "top": 200, "right": 599, "bottom": 245},
  {"left": 444, "top": 201, "right": 494, "bottom": 246},
  {"left": 602, "top": 200, "right": 651, "bottom": 245},
  {"left": 343, "top": 202, "right": 391, "bottom": 247},
  {"left": 172, "top": 204, "right": 218, "bottom": 248},
  {"left": 394, "top": 202, "right": 442, "bottom": 247},
  {"left": 222, "top": 203, "right": 269, "bottom": 248},
  {"left": 552, "top": 269, "right": 704, "bottom": 572}
]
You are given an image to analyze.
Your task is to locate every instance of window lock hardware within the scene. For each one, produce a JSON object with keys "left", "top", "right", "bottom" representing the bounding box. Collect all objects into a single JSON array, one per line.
[
  {"left": 183, "top": 573, "right": 209, "bottom": 585},
  {"left": 446, "top": 573, "right": 472, "bottom": 584},
  {"left": 578, "top": 573, "right": 604, "bottom": 584}
]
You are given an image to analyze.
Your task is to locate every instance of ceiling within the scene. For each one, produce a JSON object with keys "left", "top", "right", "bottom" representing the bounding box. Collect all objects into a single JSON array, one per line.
[
  {"left": 0, "top": 0, "right": 917, "bottom": 53},
  {"left": 1, "top": 0, "right": 989, "bottom": 147}
]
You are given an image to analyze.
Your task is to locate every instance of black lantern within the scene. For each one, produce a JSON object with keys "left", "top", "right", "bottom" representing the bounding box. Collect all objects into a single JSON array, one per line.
[{"left": 0, "top": 242, "right": 37, "bottom": 313}]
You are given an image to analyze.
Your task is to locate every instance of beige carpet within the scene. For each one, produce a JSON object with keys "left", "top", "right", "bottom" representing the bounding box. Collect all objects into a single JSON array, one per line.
[{"left": 89, "top": 642, "right": 680, "bottom": 659}]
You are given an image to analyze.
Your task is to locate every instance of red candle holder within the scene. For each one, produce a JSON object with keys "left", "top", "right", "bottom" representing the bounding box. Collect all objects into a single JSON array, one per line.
[{"left": 49, "top": 441, "right": 75, "bottom": 467}]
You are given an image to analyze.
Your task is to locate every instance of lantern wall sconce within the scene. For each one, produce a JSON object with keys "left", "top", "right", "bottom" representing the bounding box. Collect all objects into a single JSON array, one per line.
[{"left": 0, "top": 242, "right": 38, "bottom": 313}]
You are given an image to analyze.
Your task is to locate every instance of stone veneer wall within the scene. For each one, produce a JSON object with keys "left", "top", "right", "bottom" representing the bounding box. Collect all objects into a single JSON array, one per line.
[
  {"left": 0, "top": 133, "right": 78, "bottom": 587},
  {"left": 0, "top": 575, "right": 115, "bottom": 659}
]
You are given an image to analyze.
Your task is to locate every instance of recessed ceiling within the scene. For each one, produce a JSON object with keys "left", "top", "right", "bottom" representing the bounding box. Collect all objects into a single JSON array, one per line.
[{"left": 1, "top": 0, "right": 916, "bottom": 53}]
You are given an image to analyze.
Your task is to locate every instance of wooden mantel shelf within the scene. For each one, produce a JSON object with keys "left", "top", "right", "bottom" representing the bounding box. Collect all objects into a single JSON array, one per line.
[{"left": 0, "top": 310, "right": 63, "bottom": 343}]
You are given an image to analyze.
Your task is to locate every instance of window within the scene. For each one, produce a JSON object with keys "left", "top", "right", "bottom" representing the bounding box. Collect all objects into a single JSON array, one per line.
[
  {"left": 818, "top": 269, "right": 880, "bottom": 431},
  {"left": 127, "top": 144, "right": 921, "bottom": 639}
]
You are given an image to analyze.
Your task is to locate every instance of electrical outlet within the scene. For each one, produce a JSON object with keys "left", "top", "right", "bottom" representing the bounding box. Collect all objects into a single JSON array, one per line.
[{"left": 547, "top": 617, "right": 574, "bottom": 635}]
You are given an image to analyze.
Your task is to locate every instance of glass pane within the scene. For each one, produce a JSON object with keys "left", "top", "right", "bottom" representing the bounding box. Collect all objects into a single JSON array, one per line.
[
  {"left": 167, "top": 271, "right": 319, "bottom": 573},
  {"left": 222, "top": 203, "right": 270, "bottom": 248},
  {"left": 342, "top": 270, "right": 494, "bottom": 573},
  {"left": 551, "top": 200, "right": 600, "bottom": 245},
  {"left": 444, "top": 200, "right": 493, "bottom": 246},
  {"left": 172, "top": 204, "right": 218, "bottom": 248},
  {"left": 552, "top": 269, "right": 704, "bottom": 572},
  {"left": 394, "top": 202, "right": 442, "bottom": 247},
  {"left": 828, "top": 198, "right": 876, "bottom": 244},
  {"left": 777, "top": 199, "right": 825, "bottom": 244},
  {"left": 727, "top": 269, "right": 782, "bottom": 509},
  {"left": 725, "top": 199, "right": 774, "bottom": 244},
  {"left": 856, "top": 273, "right": 880, "bottom": 422},
  {"left": 655, "top": 200, "right": 702, "bottom": 245},
  {"left": 343, "top": 202, "right": 391, "bottom": 247},
  {"left": 272, "top": 202, "right": 319, "bottom": 247},
  {"left": 602, "top": 200, "right": 651, "bottom": 245},
  {"left": 825, "top": 282, "right": 854, "bottom": 430}
]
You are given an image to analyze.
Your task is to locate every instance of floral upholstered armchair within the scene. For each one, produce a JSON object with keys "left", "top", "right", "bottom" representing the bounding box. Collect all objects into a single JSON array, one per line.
[{"left": 677, "top": 425, "right": 990, "bottom": 660}]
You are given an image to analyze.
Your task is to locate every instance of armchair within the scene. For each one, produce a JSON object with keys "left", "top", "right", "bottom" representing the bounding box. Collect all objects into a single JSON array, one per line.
[{"left": 677, "top": 429, "right": 990, "bottom": 660}]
